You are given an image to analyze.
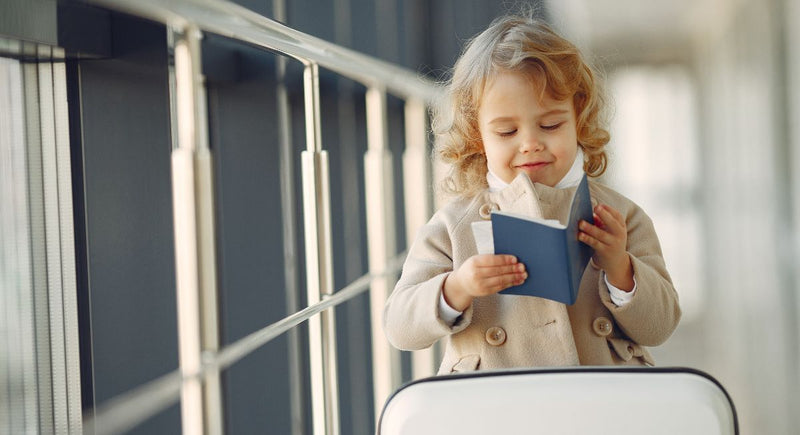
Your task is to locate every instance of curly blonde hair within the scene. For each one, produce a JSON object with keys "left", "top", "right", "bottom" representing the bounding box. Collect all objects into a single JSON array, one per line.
[{"left": 432, "top": 15, "right": 610, "bottom": 197}]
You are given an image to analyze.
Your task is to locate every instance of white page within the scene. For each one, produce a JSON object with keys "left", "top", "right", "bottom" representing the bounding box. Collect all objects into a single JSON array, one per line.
[
  {"left": 493, "top": 210, "right": 565, "bottom": 229},
  {"left": 471, "top": 221, "right": 494, "bottom": 254}
]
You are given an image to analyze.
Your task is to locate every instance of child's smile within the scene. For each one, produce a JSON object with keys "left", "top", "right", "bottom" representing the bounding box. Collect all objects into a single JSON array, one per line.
[
  {"left": 478, "top": 69, "right": 579, "bottom": 187},
  {"left": 515, "top": 160, "right": 551, "bottom": 172}
]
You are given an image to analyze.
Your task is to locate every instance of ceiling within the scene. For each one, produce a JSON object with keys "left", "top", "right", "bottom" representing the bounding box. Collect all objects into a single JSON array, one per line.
[{"left": 546, "top": 0, "right": 738, "bottom": 65}]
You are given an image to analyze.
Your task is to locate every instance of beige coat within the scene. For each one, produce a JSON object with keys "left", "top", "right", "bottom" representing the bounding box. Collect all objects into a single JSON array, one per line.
[{"left": 384, "top": 174, "right": 681, "bottom": 374}]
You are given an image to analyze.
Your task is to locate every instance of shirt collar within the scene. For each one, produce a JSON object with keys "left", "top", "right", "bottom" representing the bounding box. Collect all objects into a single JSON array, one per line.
[{"left": 486, "top": 147, "right": 585, "bottom": 192}]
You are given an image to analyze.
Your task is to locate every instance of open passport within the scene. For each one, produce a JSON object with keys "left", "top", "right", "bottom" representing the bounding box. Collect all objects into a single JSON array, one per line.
[{"left": 488, "top": 174, "right": 594, "bottom": 305}]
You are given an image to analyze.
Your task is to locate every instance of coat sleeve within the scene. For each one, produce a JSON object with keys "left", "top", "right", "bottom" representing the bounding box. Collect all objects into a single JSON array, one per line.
[
  {"left": 383, "top": 212, "right": 474, "bottom": 351},
  {"left": 599, "top": 205, "right": 681, "bottom": 346}
]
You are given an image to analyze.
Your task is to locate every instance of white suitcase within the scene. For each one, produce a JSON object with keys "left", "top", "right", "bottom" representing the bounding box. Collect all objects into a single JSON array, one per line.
[{"left": 378, "top": 367, "right": 737, "bottom": 435}]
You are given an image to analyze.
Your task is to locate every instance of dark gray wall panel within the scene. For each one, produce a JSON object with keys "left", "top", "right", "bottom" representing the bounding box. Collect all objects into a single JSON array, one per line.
[
  {"left": 426, "top": 0, "right": 548, "bottom": 75},
  {"left": 76, "top": 13, "right": 179, "bottom": 434},
  {"left": 319, "top": 78, "right": 373, "bottom": 434},
  {"left": 0, "top": 0, "right": 57, "bottom": 45},
  {"left": 205, "top": 40, "right": 296, "bottom": 434}
]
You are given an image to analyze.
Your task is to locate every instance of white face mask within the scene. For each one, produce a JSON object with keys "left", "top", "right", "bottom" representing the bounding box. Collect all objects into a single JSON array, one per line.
[{"left": 487, "top": 147, "right": 585, "bottom": 192}]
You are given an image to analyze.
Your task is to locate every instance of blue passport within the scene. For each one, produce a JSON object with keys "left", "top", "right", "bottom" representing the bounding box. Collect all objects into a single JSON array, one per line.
[{"left": 491, "top": 174, "right": 594, "bottom": 305}]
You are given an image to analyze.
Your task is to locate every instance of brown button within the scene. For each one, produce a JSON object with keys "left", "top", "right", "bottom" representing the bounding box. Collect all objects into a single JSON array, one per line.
[
  {"left": 485, "top": 326, "right": 507, "bottom": 346},
  {"left": 592, "top": 317, "right": 613, "bottom": 337},
  {"left": 478, "top": 202, "right": 499, "bottom": 220}
]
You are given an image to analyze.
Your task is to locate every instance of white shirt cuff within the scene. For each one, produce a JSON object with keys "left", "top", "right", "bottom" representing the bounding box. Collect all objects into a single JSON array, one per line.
[
  {"left": 604, "top": 272, "right": 636, "bottom": 307},
  {"left": 438, "top": 291, "right": 463, "bottom": 326}
]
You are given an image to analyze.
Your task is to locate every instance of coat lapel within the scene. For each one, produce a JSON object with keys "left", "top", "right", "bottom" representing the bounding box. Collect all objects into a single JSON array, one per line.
[{"left": 487, "top": 172, "right": 579, "bottom": 223}]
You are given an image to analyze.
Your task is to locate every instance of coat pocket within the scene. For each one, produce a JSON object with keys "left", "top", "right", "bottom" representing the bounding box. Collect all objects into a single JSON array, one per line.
[
  {"left": 608, "top": 338, "right": 655, "bottom": 366},
  {"left": 449, "top": 354, "right": 481, "bottom": 373}
]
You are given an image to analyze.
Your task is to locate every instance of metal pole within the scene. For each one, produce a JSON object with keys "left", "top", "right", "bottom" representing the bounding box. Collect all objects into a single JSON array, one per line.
[
  {"left": 402, "top": 99, "right": 437, "bottom": 379},
  {"left": 364, "top": 86, "right": 401, "bottom": 419},
  {"left": 301, "top": 62, "right": 340, "bottom": 435},
  {"left": 169, "top": 24, "right": 223, "bottom": 435},
  {"left": 273, "top": 0, "right": 305, "bottom": 432}
]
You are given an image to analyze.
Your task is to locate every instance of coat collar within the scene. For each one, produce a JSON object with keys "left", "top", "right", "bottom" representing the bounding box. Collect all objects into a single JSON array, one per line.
[{"left": 485, "top": 173, "right": 580, "bottom": 223}]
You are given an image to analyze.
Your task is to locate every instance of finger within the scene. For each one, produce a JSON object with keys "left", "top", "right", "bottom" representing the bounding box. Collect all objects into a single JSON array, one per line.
[
  {"left": 596, "top": 204, "right": 625, "bottom": 228},
  {"left": 580, "top": 228, "right": 619, "bottom": 252},
  {"left": 591, "top": 213, "right": 605, "bottom": 229},
  {"left": 578, "top": 231, "right": 604, "bottom": 250},
  {"left": 579, "top": 221, "right": 614, "bottom": 245},
  {"left": 472, "top": 254, "right": 518, "bottom": 267},
  {"left": 597, "top": 206, "right": 623, "bottom": 230},
  {"left": 595, "top": 208, "right": 626, "bottom": 237},
  {"left": 481, "top": 271, "right": 528, "bottom": 293},
  {"left": 594, "top": 213, "right": 620, "bottom": 237},
  {"left": 473, "top": 262, "right": 525, "bottom": 281}
]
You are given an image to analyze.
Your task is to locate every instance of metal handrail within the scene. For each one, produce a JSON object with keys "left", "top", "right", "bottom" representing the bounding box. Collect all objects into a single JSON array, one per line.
[
  {"left": 76, "top": 1, "right": 440, "bottom": 433},
  {"left": 211, "top": 253, "right": 405, "bottom": 371},
  {"left": 81, "top": 0, "right": 440, "bottom": 101},
  {"left": 84, "top": 254, "right": 406, "bottom": 435}
]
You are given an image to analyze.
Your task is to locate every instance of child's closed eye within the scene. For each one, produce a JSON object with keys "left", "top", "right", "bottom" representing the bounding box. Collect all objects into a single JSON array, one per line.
[
  {"left": 541, "top": 122, "right": 564, "bottom": 131},
  {"left": 496, "top": 129, "right": 517, "bottom": 137}
]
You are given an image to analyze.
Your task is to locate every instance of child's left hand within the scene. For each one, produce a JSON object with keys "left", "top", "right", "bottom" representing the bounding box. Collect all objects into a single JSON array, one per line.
[{"left": 578, "top": 204, "right": 635, "bottom": 291}]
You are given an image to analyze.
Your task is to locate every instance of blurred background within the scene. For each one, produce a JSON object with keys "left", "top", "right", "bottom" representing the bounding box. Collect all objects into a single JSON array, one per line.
[
  {"left": 1, "top": 0, "right": 798, "bottom": 434},
  {"left": 549, "top": 1, "right": 799, "bottom": 434}
]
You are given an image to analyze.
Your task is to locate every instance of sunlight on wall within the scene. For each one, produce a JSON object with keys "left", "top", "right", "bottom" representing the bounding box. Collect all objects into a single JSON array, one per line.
[
  {"left": 604, "top": 65, "right": 703, "bottom": 322},
  {"left": 598, "top": 3, "right": 799, "bottom": 430}
]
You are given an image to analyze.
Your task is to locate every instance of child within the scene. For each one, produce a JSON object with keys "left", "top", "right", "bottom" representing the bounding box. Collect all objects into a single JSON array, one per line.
[{"left": 383, "top": 15, "right": 681, "bottom": 373}]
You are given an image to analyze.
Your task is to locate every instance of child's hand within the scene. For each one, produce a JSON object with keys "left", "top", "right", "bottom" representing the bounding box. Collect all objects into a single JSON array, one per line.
[
  {"left": 443, "top": 254, "right": 527, "bottom": 311},
  {"left": 578, "top": 204, "right": 635, "bottom": 291}
]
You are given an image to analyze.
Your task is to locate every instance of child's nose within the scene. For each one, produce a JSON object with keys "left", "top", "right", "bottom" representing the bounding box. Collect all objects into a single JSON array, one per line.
[{"left": 519, "top": 133, "right": 543, "bottom": 153}]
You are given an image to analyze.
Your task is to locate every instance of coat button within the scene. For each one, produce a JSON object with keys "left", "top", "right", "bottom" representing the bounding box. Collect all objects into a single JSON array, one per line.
[
  {"left": 592, "top": 317, "right": 613, "bottom": 337},
  {"left": 478, "top": 202, "right": 499, "bottom": 220},
  {"left": 485, "top": 326, "right": 507, "bottom": 346}
]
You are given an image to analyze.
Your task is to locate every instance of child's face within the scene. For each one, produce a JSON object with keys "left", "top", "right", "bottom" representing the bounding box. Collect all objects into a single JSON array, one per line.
[{"left": 478, "top": 69, "right": 578, "bottom": 187}]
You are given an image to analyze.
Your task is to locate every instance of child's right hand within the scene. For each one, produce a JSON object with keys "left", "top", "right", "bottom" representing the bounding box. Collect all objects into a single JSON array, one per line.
[{"left": 442, "top": 254, "right": 527, "bottom": 311}]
